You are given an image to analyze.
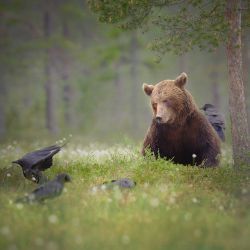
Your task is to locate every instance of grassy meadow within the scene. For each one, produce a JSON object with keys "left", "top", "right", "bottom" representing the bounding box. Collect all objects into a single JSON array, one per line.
[{"left": 0, "top": 141, "right": 249, "bottom": 250}]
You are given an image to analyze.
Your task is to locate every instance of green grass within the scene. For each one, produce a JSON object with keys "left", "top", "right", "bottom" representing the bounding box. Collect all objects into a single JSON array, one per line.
[{"left": 0, "top": 142, "right": 249, "bottom": 250}]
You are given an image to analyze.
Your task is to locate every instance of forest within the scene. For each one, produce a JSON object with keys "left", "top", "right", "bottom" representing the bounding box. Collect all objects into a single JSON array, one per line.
[{"left": 0, "top": 0, "right": 250, "bottom": 250}]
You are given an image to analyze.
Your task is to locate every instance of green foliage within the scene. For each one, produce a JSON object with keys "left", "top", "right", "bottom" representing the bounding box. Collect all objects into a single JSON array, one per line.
[
  {"left": 88, "top": 0, "right": 231, "bottom": 55},
  {"left": 0, "top": 142, "right": 250, "bottom": 249}
]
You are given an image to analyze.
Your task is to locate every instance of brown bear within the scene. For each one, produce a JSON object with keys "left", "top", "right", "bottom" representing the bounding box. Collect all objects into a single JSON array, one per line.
[{"left": 142, "top": 72, "right": 221, "bottom": 167}]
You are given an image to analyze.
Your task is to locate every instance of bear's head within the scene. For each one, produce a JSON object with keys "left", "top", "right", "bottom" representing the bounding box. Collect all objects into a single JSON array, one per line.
[{"left": 143, "top": 72, "right": 195, "bottom": 126}]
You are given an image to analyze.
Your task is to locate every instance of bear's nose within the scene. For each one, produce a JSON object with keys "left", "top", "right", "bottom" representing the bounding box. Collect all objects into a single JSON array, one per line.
[{"left": 156, "top": 116, "right": 162, "bottom": 123}]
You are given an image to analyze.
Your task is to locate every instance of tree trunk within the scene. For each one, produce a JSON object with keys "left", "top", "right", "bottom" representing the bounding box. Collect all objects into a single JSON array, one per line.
[
  {"left": 44, "top": 6, "right": 57, "bottom": 134},
  {"left": 226, "top": 0, "right": 250, "bottom": 166},
  {"left": 0, "top": 84, "right": 5, "bottom": 138},
  {"left": 62, "top": 19, "right": 74, "bottom": 128},
  {"left": 242, "top": 31, "right": 250, "bottom": 133},
  {"left": 130, "top": 31, "right": 139, "bottom": 132}
]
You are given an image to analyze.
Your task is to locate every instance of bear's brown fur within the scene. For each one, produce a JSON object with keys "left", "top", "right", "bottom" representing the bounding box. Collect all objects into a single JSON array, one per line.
[{"left": 142, "top": 72, "right": 221, "bottom": 167}]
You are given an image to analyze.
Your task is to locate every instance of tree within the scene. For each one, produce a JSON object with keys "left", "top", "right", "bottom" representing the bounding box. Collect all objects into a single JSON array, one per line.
[
  {"left": 61, "top": 18, "right": 75, "bottom": 129},
  {"left": 44, "top": 1, "right": 57, "bottom": 134},
  {"left": 226, "top": 0, "right": 249, "bottom": 165},
  {"left": 89, "top": 0, "right": 250, "bottom": 166}
]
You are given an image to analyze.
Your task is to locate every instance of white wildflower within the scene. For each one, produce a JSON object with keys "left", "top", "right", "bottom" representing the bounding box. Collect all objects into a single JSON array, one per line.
[
  {"left": 241, "top": 188, "right": 247, "bottom": 194},
  {"left": 6, "top": 173, "right": 11, "bottom": 177},
  {"left": 150, "top": 198, "right": 160, "bottom": 208},
  {"left": 121, "top": 235, "right": 130, "bottom": 245},
  {"left": 107, "top": 198, "right": 112, "bottom": 203},
  {"left": 192, "top": 154, "right": 197, "bottom": 159},
  {"left": 169, "top": 196, "right": 176, "bottom": 204},
  {"left": 184, "top": 213, "right": 192, "bottom": 221},
  {"left": 219, "top": 205, "right": 224, "bottom": 211},
  {"left": 192, "top": 197, "right": 198, "bottom": 203},
  {"left": 1, "top": 226, "right": 10, "bottom": 236},
  {"left": 100, "top": 184, "right": 106, "bottom": 191},
  {"left": 16, "top": 203, "right": 23, "bottom": 210},
  {"left": 91, "top": 186, "right": 98, "bottom": 194},
  {"left": 48, "top": 214, "right": 58, "bottom": 224}
]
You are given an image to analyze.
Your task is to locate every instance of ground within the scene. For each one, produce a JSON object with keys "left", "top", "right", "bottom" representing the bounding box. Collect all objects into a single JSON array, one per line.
[{"left": 0, "top": 141, "right": 249, "bottom": 250}]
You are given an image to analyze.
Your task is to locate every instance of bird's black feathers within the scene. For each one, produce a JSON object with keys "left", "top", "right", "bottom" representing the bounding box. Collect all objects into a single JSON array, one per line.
[
  {"left": 12, "top": 144, "right": 64, "bottom": 183},
  {"left": 103, "top": 178, "right": 136, "bottom": 189},
  {"left": 15, "top": 173, "right": 71, "bottom": 203},
  {"left": 201, "top": 104, "right": 226, "bottom": 141}
]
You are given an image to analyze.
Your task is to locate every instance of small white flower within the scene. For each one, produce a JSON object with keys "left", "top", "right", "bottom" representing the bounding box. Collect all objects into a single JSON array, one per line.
[
  {"left": 31, "top": 177, "right": 36, "bottom": 182},
  {"left": 48, "top": 214, "right": 58, "bottom": 224},
  {"left": 169, "top": 196, "right": 176, "bottom": 204},
  {"left": 16, "top": 203, "right": 23, "bottom": 210},
  {"left": 192, "top": 154, "right": 197, "bottom": 159},
  {"left": 192, "top": 197, "right": 198, "bottom": 203},
  {"left": 6, "top": 173, "right": 11, "bottom": 177},
  {"left": 241, "top": 188, "right": 247, "bottom": 194},
  {"left": 107, "top": 198, "right": 112, "bottom": 203},
  {"left": 121, "top": 235, "right": 130, "bottom": 245},
  {"left": 219, "top": 205, "right": 224, "bottom": 211},
  {"left": 184, "top": 213, "right": 192, "bottom": 221},
  {"left": 101, "top": 184, "right": 106, "bottom": 191},
  {"left": 150, "top": 198, "right": 160, "bottom": 208},
  {"left": 1, "top": 226, "right": 10, "bottom": 236}
]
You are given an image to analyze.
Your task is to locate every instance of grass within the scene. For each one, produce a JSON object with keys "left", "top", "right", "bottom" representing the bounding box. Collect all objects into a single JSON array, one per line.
[{"left": 0, "top": 141, "right": 250, "bottom": 250}]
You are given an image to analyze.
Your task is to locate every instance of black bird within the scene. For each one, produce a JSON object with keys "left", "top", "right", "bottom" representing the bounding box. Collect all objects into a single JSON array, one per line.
[
  {"left": 103, "top": 178, "right": 137, "bottom": 189},
  {"left": 12, "top": 144, "right": 64, "bottom": 183},
  {"left": 16, "top": 173, "right": 71, "bottom": 203},
  {"left": 201, "top": 104, "right": 226, "bottom": 141}
]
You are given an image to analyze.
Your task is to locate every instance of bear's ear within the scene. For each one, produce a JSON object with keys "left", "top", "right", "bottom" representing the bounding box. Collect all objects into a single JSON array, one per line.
[
  {"left": 175, "top": 72, "right": 188, "bottom": 88},
  {"left": 143, "top": 83, "right": 154, "bottom": 96}
]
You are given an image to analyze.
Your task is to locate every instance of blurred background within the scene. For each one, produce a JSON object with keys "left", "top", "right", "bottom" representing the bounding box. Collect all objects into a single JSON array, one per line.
[{"left": 0, "top": 0, "right": 249, "bottom": 144}]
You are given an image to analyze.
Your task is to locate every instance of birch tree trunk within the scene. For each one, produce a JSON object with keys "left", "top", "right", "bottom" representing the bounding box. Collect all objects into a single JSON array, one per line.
[{"left": 226, "top": 0, "right": 250, "bottom": 166}]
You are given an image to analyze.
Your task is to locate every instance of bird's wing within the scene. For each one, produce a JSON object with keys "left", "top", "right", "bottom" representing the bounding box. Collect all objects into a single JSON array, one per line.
[
  {"left": 21, "top": 145, "right": 61, "bottom": 169},
  {"left": 206, "top": 114, "right": 225, "bottom": 128},
  {"left": 31, "top": 181, "right": 63, "bottom": 201}
]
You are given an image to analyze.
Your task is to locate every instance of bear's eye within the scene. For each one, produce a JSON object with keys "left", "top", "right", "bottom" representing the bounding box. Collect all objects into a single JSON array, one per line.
[
  {"left": 163, "top": 98, "right": 174, "bottom": 107},
  {"left": 152, "top": 103, "right": 157, "bottom": 111}
]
